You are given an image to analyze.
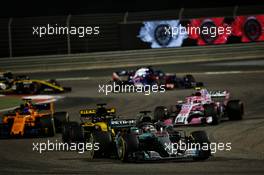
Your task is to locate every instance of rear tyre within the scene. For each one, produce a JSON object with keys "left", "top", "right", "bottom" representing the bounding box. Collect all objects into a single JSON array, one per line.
[
  {"left": 227, "top": 100, "right": 244, "bottom": 120},
  {"left": 61, "top": 121, "right": 83, "bottom": 143},
  {"left": 39, "top": 115, "right": 55, "bottom": 137},
  {"left": 54, "top": 112, "right": 69, "bottom": 133},
  {"left": 191, "top": 130, "right": 211, "bottom": 161},
  {"left": 69, "top": 122, "right": 84, "bottom": 143},
  {"left": 93, "top": 131, "right": 113, "bottom": 158}
]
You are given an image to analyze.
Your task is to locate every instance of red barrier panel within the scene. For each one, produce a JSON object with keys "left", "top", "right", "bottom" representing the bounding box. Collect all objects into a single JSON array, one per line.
[
  {"left": 188, "top": 17, "right": 231, "bottom": 45},
  {"left": 231, "top": 15, "right": 264, "bottom": 42},
  {"left": 138, "top": 14, "right": 264, "bottom": 48}
]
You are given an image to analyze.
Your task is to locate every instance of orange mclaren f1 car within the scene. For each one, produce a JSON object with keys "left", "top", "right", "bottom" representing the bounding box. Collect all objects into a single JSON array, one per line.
[{"left": 0, "top": 99, "right": 69, "bottom": 138}]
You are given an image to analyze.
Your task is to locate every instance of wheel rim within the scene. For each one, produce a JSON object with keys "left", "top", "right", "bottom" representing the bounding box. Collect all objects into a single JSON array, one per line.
[
  {"left": 117, "top": 137, "right": 125, "bottom": 160},
  {"left": 87, "top": 133, "right": 95, "bottom": 159}
]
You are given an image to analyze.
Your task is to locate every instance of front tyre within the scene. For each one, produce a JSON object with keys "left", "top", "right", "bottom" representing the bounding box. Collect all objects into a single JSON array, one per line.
[
  {"left": 116, "top": 134, "right": 139, "bottom": 162},
  {"left": 116, "top": 136, "right": 128, "bottom": 162},
  {"left": 204, "top": 104, "right": 219, "bottom": 125},
  {"left": 191, "top": 130, "right": 211, "bottom": 161}
]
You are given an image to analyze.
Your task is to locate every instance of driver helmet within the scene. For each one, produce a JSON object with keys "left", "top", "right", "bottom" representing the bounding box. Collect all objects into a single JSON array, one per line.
[
  {"left": 24, "top": 99, "right": 33, "bottom": 107},
  {"left": 142, "top": 123, "right": 156, "bottom": 133},
  {"left": 194, "top": 91, "right": 202, "bottom": 96},
  {"left": 162, "top": 107, "right": 170, "bottom": 120},
  {"left": 140, "top": 115, "right": 152, "bottom": 123},
  {"left": 22, "top": 107, "right": 30, "bottom": 114}
]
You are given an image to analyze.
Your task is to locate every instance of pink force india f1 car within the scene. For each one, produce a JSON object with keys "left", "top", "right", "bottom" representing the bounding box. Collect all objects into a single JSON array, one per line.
[{"left": 154, "top": 88, "right": 244, "bottom": 126}]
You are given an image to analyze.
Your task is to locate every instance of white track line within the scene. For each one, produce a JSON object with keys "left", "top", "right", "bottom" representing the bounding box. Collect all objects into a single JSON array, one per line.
[
  {"left": 56, "top": 77, "right": 92, "bottom": 81},
  {"left": 0, "top": 106, "right": 18, "bottom": 112},
  {"left": 202, "top": 70, "right": 264, "bottom": 75},
  {"left": 0, "top": 95, "right": 65, "bottom": 112}
]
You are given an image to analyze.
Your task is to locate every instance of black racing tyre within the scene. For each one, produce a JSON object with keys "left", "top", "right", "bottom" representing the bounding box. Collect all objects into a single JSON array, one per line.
[
  {"left": 116, "top": 136, "right": 128, "bottom": 162},
  {"left": 85, "top": 133, "right": 95, "bottom": 159},
  {"left": 68, "top": 122, "right": 84, "bottom": 143},
  {"left": 204, "top": 104, "right": 219, "bottom": 125},
  {"left": 61, "top": 123, "right": 70, "bottom": 143},
  {"left": 0, "top": 124, "right": 10, "bottom": 139},
  {"left": 168, "top": 130, "right": 181, "bottom": 143},
  {"left": 124, "top": 134, "right": 139, "bottom": 153},
  {"left": 53, "top": 112, "right": 69, "bottom": 133},
  {"left": 191, "top": 130, "right": 211, "bottom": 161},
  {"left": 61, "top": 121, "right": 79, "bottom": 143},
  {"left": 154, "top": 106, "right": 168, "bottom": 122},
  {"left": 93, "top": 131, "right": 113, "bottom": 158},
  {"left": 226, "top": 100, "right": 244, "bottom": 120},
  {"left": 39, "top": 115, "right": 56, "bottom": 137},
  {"left": 117, "top": 134, "right": 139, "bottom": 162},
  {"left": 0, "top": 124, "right": 4, "bottom": 138},
  {"left": 1, "top": 117, "right": 14, "bottom": 138}
]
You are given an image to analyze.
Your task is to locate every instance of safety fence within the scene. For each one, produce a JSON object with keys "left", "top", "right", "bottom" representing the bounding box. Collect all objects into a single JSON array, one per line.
[
  {"left": 1, "top": 42, "right": 263, "bottom": 73},
  {"left": 0, "top": 5, "right": 263, "bottom": 58}
]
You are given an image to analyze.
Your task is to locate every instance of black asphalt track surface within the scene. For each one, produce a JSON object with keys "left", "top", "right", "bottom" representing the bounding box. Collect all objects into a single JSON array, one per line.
[{"left": 1, "top": 59, "right": 264, "bottom": 175}]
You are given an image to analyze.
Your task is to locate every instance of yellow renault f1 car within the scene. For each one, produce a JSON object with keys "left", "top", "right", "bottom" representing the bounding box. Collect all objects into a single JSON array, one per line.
[
  {"left": 0, "top": 99, "right": 69, "bottom": 138},
  {"left": 61, "top": 103, "right": 117, "bottom": 158},
  {"left": 0, "top": 72, "right": 71, "bottom": 94}
]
